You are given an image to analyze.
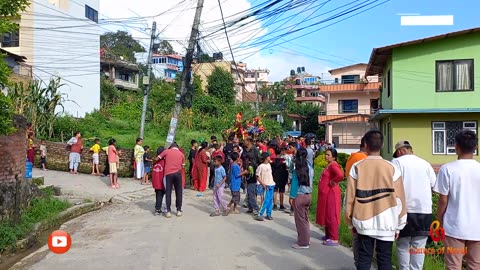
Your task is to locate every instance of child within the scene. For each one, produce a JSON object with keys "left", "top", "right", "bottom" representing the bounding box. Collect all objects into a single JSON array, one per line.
[
  {"left": 272, "top": 147, "right": 288, "bottom": 211},
  {"left": 143, "top": 146, "right": 152, "bottom": 185},
  {"left": 89, "top": 138, "right": 101, "bottom": 175},
  {"left": 210, "top": 156, "right": 228, "bottom": 217},
  {"left": 152, "top": 147, "right": 166, "bottom": 216},
  {"left": 255, "top": 152, "right": 276, "bottom": 221},
  {"left": 108, "top": 138, "right": 119, "bottom": 189},
  {"left": 245, "top": 157, "right": 259, "bottom": 214},
  {"left": 224, "top": 152, "right": 247, "bottom": 215},
  {"left": 27, "top": 132, "right": 35, "bottom": 163},
  {"left": 39, "top": 139, "right": 47, "bottom": 170}
]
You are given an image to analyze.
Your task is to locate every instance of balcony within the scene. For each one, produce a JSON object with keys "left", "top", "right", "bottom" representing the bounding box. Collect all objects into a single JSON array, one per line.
[
  {"left": 319, "top": 82, "right": 382, "bottom": 93},
  {"left": 318, "top": 108, "right": 378, "bottom": 123},
  {"left": 113, "top": 79, "right": 139, "bottom": 90},
  {"left": 294, "top": 96, "right": 325, "bottom": 103}
]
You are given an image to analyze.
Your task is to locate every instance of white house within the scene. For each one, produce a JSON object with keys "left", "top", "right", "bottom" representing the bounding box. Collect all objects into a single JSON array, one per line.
[{"left": 2, "top": 0, "right": 100, "bottom": 117}]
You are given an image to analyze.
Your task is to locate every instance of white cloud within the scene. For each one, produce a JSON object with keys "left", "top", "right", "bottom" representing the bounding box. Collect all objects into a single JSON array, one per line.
[{"left": 99, "top": 0, "right": 333, "bottom": 82}]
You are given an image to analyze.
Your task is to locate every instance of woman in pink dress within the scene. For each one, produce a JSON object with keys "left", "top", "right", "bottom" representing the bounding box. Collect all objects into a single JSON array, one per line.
[
  {"left": 316, "top": 148, "right": 344, "bottom": 246},
  {"left": 191, "top": 141, "right": 209, "bottom": 195}
]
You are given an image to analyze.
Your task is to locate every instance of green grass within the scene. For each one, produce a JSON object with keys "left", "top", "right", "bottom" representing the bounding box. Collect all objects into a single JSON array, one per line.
[
  {"left": 309, "top": 166, "right": 445, "bottom": 269},
  {"left": 0, "top": 187, "right": 71, "bottom": 252}
]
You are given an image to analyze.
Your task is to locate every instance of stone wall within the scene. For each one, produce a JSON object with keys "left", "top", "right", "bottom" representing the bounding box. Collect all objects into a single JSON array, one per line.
[
  {"left": 34, "top": 141, "right": 134, "bottom": 177},
  {"left": 0, "top": 115, "right": 41, "bottom": 222}
]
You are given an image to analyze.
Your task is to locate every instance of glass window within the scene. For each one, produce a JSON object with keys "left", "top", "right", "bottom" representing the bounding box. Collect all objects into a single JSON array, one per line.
[{"left": 436, "top": 59, "right": 474, "bottom": 91}]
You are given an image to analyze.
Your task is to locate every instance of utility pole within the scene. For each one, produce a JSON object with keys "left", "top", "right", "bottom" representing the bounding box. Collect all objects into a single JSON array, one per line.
[
  {"left": 166, "top": 0, "right": 204, "bottom": 147},
  {"left": 255, "top": 70, "right": 259, "bottom": 114},
  {"left": 139, "top": 21, "right": 157, "bottom": 139}
]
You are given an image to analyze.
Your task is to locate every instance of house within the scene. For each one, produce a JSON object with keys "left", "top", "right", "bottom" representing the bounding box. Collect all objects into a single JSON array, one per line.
[
  {"left": 366, "top": 27, "right": 480, "bottom": 165},
  {"left": 1, "top": 48, "right": 32, "bottom": 88},
  {"left": 135, "top": 53, "right": 183, "bottom": 82},
  {"left": 284, "top": 67, "right": 325, "bottom": 106},
  {"left": 244, "top": 68, "right": 270, "bottom": 93},
  {"left": 318, "top": 64, "right": 381, "bottom": 148},
  {"left": 191, "top": 61, "right": 246, "bottom": 102},
  {"left": 100, "top": 49, "right": 139, "bottom": 91},
  {"left": 2, "top": 0, "right": 101, "bottom": 117}
]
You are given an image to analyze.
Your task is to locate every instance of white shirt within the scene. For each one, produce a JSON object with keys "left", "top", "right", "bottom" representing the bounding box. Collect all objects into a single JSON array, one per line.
[
  {"left": 433, "top": 159, "right": 480, "bottom": 241},
  {"left": 392, "top": 154, "right": 436, "bottom": 214}
]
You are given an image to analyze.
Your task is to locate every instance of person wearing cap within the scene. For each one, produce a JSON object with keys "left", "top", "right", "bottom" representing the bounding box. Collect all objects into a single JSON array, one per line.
[
  {"left": 255, "top": 152, "right": 275, "bottom": 221},
  {"left": 391, "top": 140, "right": 436, "bottom": 270}
]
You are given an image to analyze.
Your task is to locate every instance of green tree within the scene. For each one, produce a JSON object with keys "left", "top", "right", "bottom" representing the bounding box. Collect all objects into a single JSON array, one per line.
[
  {"left": 207, "top": 66, "right": 235, "bottom": 105},
  {"left": 198, "top": 53, "right": 214, "bottom": 63},
  {"left": 100, "top": 31, "right": 145, "bottom": 62},
  {"left": 156, "top": 40, "right": 175, "bottom": 55},
  {"left": 290, "top": 103, "right": 323, "bottom": 137}
]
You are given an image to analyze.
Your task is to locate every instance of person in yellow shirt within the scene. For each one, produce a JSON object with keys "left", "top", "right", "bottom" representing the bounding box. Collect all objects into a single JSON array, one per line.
[
  {"left": 344, "top": 136, "right": 367, "bottom": 268},
  {"left": 89, "top": 138, "right": 101, "bottom": 175}
]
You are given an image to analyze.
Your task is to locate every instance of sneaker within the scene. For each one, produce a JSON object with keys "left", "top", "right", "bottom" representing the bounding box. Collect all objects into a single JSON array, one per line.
[
  {"left": 265, "top": 216, "right": 273, "bottom": 220},
  {"left": 279, "top": 205, "right": 286, "bottom": 210},
  {"left": 176, "top": 211, "right": 183, "bottom": 217},
  {"left": 165, "top": 212, "right": 172, "bottom": 218},
  {"left": 255, "top": 215, "right": 264, "bottom": 221},
  {"left": 246, "top": 209, "right": 253, "bottom": 213},
  {"left": 253, "top": 210, "right": 259, "bottom": 215},
  {"left": 154, "top": 210, "right": 162, "bottom": 216},
  {"left": 291, "top": 244, "right": 309, "bottom": 249},
  {"left": 273, "top": 205, "right": 278, "bottom": 211}
]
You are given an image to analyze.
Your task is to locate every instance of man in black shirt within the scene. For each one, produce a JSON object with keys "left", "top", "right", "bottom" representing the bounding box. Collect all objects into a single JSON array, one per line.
[{"left": 188, "top": 140, "right": 198, "bottom": 188}]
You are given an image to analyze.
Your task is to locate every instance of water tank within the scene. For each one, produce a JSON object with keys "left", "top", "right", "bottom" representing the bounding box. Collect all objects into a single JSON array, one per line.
[
  {"left": 295, "top": 79, "right": 301, "bottom": 85},
  {"left": 213, "top": 52, "right": 223, "bottom": 60},
  {"left": 297, "top": 67, "right": 301, "bottom": 74},
  {"left": 290, "top": 70, "right": 295, "bottom": 76},
  {"left": 25, "top": 159, "right": 32, "bottom": 179},
  {"left": 301, "top": 67, "right": 305, "bottom": 72}
]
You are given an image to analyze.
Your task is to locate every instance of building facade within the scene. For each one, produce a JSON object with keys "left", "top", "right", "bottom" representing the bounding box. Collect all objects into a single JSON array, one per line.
[
  {"left": 135, "top": 53, "right": 183, "bottom": 82},
  {"left": 1, "top": 49, "right": 32, "bottom": 89},
  {"left": 101, "top": 49, "right": 139, "bottom": 91},
  {"left": 244, "top": 68, "right": 270, "bottom": 93},
  {"left": 367, "top": 27, "right": 480, "bottom": 164},
  {"left": 318, "top": 64, "right": 380, "bottom": 148},
  {"left": 2, "top": 0, "right": 101, "bottom": 117}
]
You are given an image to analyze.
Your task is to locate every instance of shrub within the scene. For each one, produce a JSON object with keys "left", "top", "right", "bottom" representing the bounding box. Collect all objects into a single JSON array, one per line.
[{"left": 0, "top": 94, "right": 15, "bottom": 136}]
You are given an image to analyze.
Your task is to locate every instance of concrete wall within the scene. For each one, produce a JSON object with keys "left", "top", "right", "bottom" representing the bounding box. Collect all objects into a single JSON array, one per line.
[
  {"left": 0, "top": 116, "right": 41, "bottom": 222},
  {"left": 332, "top": 122, "right": 372, "bottom": 146},
  {"left": 385, "top": 113, "right": 480, "bottom": 164},
  {"left": 4, "top": 0, "right": 101, "bottom": 118},
  {"left": 326, "top": 92, "right": 379, "bottom": 115},
  {"left": 390, "top": 32, "right": 480, "bottom": 110},
  {"left": 330, "top": 65, "right": 379, "bottom": 82},
  {"left": 34, "top": 141, "right": 134, "bottom": 177}
]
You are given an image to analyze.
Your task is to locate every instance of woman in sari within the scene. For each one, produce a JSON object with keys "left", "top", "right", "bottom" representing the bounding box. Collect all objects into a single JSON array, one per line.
[
  {"left": 191, "top": 141, "right": 209, "bottom": 195},
  {"left": 316, "top": 148, "right": 344, "bottom": 246}
]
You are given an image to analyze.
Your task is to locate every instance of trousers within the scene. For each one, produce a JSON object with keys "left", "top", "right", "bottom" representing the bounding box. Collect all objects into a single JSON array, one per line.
[
  {"left": 396, "top": 236, "right": 428, "bottom": 270},
  {"left": 69, "top": 152, "right": 81, "bottom": 171},
  {"left": 259, "top": 185, "right": 275, "bottom": 217},
  {"left": 293, "top": 194, "right": 311, "bottom": 246},
  {"left": 247, "top": 183, "right": 259, "bottom": 211},
  {"left": 165, "top": 171, "right": 183, "bottom": 212},
  {"left": 213, "top": 186, "right": 227, "bottom": 211}
]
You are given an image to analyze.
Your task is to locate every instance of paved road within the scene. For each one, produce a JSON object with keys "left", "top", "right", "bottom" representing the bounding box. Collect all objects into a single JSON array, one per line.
[{"left": 12, "top": 181, "right": 355, "bottom": 270}]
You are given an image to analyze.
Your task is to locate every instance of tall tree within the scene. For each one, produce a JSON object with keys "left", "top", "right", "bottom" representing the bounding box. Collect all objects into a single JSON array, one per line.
[
  {"left": 156, "top": 40, "right": 175, "bottom": 55},
  {"left": 207, "top": 66, "right": 235, "bottom": 105},
  {"left": 100, "top": 31, "right": 145, "bottom": 62}
]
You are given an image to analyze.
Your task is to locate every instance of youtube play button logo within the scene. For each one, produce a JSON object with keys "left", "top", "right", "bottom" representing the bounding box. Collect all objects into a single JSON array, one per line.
[{"left": 48, "top": 230, "right": 72, "bottom": 254}]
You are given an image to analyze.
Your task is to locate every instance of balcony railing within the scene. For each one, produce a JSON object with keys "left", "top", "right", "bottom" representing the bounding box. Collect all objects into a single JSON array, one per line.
[
  {"left": 114, "top": 79, "right": 139, "bottom": 90},
  {"left": 319, "top": 108, "right": 378, "bottom": 116}
]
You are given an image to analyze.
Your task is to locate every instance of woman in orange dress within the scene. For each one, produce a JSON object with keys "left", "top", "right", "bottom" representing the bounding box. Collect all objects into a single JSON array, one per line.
[{"left": 316, "top": 148, "right": 344, "bottom": 246}]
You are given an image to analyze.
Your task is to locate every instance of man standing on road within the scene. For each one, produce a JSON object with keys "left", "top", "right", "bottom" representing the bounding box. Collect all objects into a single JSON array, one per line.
[
  {"left": 241, "top": 137, "right": 261, "bottom": 208},
  {"left": 345, "top": 130, "right": 407, "bottom": 270},
  {"left": 158, "top": 142, "right": 186, "bottom": 218},
  {"left": 392, "top": 140, "right": 436, "bottom": 270},
  {"left": 434, "top": 130, "right": 480, "bottom": 270},
  {"left": 67, "top": 131, "right": 83, "bottom": 174}
]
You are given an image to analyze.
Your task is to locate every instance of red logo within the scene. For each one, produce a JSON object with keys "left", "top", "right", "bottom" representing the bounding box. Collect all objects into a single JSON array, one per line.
[
  {"left": 48, "top": 230, "right": 72, "bottom": 254},
  {"left": 429, "top": 221, "right": 445, "bottom": 242}
]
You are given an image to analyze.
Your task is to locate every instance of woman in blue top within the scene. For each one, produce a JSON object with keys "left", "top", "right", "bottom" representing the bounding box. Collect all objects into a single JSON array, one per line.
[{"left": 290, "top": 148, "right": 312, "bottom": 249}]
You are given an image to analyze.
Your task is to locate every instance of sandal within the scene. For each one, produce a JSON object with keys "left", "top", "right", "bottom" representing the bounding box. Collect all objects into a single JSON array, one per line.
[
  {"left": 210, "top": 212, "right": 220, "bottom": 217},
  {"left": 323, "top": 239, "right": 339, "bottom": 246}
]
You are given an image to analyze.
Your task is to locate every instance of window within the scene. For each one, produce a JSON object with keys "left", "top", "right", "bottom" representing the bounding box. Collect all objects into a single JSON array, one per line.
[
  {"left": 341, "top": 75, "right": 360, "bottom": 84},
  {"left": 85, "top": 5, "right": 98, "bottom": 23},
  {"left": 432, "top": 121, "right": 477, "bottom": 155},
  {"left": 119, "top": 73, "right": 130, "bottom": 82},
  {"left": 338, "top": 99, "right": 358, "bottom": 113},
  {"left": 1, "top": 29, "right": 19, "bottom": 47},
  {"left": 334, "top": 78, "right": 339, "bottom": 84},
  {"left": 436, "top": 59, "right": 474, "bottom": 92},
  {"left": 296, "top": 90, "right": 302, "bottom": 97},
  {"left": 370, "top": 99, "right": 379, "bottom": 114}
]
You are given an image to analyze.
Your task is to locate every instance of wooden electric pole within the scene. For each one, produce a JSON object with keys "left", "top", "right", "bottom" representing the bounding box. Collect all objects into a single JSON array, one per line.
[{"left": 166, "top": 0, "right": 204, "bottom": 148}]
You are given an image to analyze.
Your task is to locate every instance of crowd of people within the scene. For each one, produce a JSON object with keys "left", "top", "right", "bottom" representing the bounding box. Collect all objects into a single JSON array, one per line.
[{"left": 30, "top": 127, "right": 479, "bottom": 269}]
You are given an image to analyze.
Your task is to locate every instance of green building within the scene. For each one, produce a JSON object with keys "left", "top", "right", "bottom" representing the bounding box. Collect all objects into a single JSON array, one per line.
[{"left": 366, "top": 27, "right": 480, "bottom": 166}]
